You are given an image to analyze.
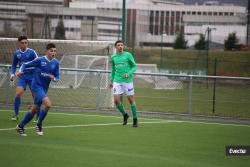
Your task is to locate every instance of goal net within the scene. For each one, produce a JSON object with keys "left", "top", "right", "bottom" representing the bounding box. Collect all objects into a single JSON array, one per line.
[
  {"left": 52, "top": 55, "right": 109, "bottom": 89},
  {"left": 136, "top": 64, "right": 183, "bottom": 89}
]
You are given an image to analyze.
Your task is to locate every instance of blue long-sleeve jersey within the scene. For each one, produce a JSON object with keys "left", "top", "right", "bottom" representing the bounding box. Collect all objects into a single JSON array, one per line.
[
  {"left": 11, "top": 48, "right": 38, "bottom": 76},
  {"left": 19, "top": 56, "right": 60, "bottom": 90}
]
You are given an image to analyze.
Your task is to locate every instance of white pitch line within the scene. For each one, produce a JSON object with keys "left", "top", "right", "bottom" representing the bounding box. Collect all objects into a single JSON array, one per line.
[
  {"left": 0, "top": 109, "right": 170, "bottom": 121},
  {"left": 1, "top": 110, "right": 250, "bottom": 128},
  {"left": 0, "top": 120, "right": 178, "bottom": 131}
]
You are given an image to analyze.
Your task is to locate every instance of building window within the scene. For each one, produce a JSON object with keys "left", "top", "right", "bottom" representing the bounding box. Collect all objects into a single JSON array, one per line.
[
  {"left": 155, "top": 11, "right": 159, "bottom": 35},
  {"left": 166, "top": 11, "right": 169, "bottom": 16},
  {"left": 149, "top": 11, "right": 154, "bottom": 34}
]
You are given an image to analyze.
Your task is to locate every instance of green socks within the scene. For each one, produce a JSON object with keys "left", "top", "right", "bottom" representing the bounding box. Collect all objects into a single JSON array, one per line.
[
  {"left": 117, "top": 103, "right": 137, "bottom": 119},
  {"left": 117, "top": 103, "right": 126, "bottom": 115},
  {"left": 131, "top": 103, "right": 137, "bottom": 119}
]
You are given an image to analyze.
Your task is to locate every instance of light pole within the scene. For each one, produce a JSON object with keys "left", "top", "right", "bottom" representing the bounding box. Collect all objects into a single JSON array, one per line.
[
  {"left": 160, "top": 32, "right": 166, "bottom": 70},
  {"left": 122, "top": 0, "right": 126, "bottom": 42},
  {"left": 205, "top": 27, "right": 216, "bottom": 76}
]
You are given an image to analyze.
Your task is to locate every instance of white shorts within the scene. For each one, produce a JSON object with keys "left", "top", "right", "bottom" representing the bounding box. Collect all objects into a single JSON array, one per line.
[{"left": 113, "top": 82, "right": 134, "bottom": 96}]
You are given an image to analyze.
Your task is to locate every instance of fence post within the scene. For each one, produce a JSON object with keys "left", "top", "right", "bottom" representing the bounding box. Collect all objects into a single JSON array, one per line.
[
  {"left": 188, "top": 75, "right": 193, "bottom": 115},
  {"left": 212, "top": 58, "right": 217, "bottom": 113},
  {"left": 96, "top": 71, "right": 101, "bottom": 110},
  {"left": 5, "top": 66, "right": 11, "bottom": 108}
]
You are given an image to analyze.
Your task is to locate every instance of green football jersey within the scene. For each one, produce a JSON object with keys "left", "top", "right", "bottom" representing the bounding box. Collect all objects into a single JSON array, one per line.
[{"left": 111, "top": 51, "right": 137, "bottom": 83}]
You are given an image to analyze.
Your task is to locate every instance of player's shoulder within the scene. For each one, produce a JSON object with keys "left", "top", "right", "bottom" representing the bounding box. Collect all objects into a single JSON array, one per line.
[
  {"left": 34, "top": 56, "right": 44, "bottom": 62},
  {"left": 27, "top": 48, "right": 38, "bottom": 54},
  {"left": 111, "top": 53, "right": 117, "bottom": 58},
  {"left": 123, "top": 51, "right": 133, "bottom": 57},
  {"left": 52, "top": 58, "right": 60, "bottom": 64},
  {"left": 14, "top": 49, "right": 21, "bottom": 55}
]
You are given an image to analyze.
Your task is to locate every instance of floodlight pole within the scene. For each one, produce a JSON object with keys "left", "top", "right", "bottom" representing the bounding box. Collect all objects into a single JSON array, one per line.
[
  {"left": 122, "top": 0, "right": 126, "bottom": 42},
  {"left": 160, "top": 32, "right": 165, "bottom": 70},
  {"left": 121, "top": 0, "right": 126, "bottom": 105},
  {"left": 205, "top": 27, "right": 211, "bottom": 76},
  {"left": 247, "top": 0, "right": 250, "bottom": 45}
]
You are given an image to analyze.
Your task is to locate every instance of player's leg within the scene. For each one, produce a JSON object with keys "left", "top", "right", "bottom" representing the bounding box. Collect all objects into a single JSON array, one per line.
[
  {"left": 113, "top": 82, "right": 129, "bottom": 125},
  {"left": 30, "top": 90, "right": 40, "bottom": 122},
  {"left": 124, "top": 82, "right": 138, "bottom": 127},
  {"left": 16, "top": 104, "right": 38, "bottom": 136},
  {"left": 127, "top": 95, "right": 138, "bottom": 127},
  {"left": 35, "top": 89, "right": 50, "bottom": 136},
  {"left": 12, "top": 77, "right": 27, "bottom": 120}
]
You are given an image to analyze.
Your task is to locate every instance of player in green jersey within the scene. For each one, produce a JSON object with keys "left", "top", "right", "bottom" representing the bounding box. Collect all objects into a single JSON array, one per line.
[{"left": 109, "top": 40, "right": 138, "bottom": 127}]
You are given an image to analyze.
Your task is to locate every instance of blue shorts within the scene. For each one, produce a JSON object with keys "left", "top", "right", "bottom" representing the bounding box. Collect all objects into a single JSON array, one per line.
[
  {"left": 17, "top": 74, "right": 33, "bottom": 91},
  {"left": 32, "top": 86, "right": 48, "bottom": 106}
]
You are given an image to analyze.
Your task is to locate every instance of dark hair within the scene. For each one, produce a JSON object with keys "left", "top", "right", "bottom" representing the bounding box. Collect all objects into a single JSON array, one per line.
[
  {"left": 18, "top": 36, "right": 28, "bottom": 42},
  {"left": 115, "top": 40, "right": 123, "bottom": 46},
  {"left": 46, "top": 43, "right": 56, "bottom": 50}
]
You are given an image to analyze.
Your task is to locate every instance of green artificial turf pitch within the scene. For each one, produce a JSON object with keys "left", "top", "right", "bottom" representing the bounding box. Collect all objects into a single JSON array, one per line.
[{"left": 0, "top": 109, "right": 249, "bottom": 167}]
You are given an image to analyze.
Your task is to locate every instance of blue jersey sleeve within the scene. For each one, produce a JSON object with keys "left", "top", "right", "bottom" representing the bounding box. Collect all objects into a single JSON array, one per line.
[
  {"left": 53, "top": 62, "right": 60, "bottom": 82},
  {"left": 11, "top": 53, "right": 18, "bottom": 75},
  {"left": 19, "top": 58, "right": 40, "bottom": 73},
  {"left": 31, "top": 49, "right": 38, "bottom": 59}
]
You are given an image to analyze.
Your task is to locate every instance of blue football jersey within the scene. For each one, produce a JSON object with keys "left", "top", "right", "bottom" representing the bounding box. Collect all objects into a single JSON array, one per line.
[
  {"left": 19, "top": 56, "right": 60, "bottom": 90},
  {"left": 11, "top": 48, "right": 38, "bottom": 76}
]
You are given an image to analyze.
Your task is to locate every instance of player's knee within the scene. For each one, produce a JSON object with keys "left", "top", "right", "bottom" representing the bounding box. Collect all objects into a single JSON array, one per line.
[
  {"left": 16, "top": 88, "right": 24, "bottom": 97},
  {"left": 45, "top": 101, "right": 52, "bottom": 109},
  {"left": 127, "top": 96, "right": 135, "bottom": 104},
  {"left": 16, "top": 92, "right": 23, "bottom": 97}
]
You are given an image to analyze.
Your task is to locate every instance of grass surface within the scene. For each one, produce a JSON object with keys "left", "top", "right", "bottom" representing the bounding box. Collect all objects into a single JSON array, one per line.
[
  {"left": 0, "top": 109, "right": 250, "bottom": 167},
  {"left": 128, "top": 48, "right": 250, "bottom": 76}
]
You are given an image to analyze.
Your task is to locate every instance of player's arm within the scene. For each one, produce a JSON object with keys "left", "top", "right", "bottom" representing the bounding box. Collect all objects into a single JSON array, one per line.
[
  {"left": 32, "top": 49, "right": 39, "bottom": 58},
  {"left": 50, "top": 63, "right": 60, "bottom": 82},
  {"left": 125, "top": 53, "right": 137, "bottom": 78},
  {"left": 17, "top": 58, "right": 40, "bottom": 77},
  {"left": 10, "top": 53, "right": 18, "bottom": 81},
  {"left": 109, "top": 58, "right": 115, "bottom": 88}
]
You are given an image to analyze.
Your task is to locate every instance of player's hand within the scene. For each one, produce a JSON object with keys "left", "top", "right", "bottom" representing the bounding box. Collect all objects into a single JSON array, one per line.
[
  {"left": 10, "top": 75, "right": 16, "bottom": 81},
  {"left": 109, "top": 83, "right": 113, "bottom": 89},
  {"left": 123, "top": 73, "right": 129, "bottom": 78},
  {"left": 16, "top": 72, "right": 23, "bottom": 77},
  {"left": 49, "top": 74, "right": 55, "bottom": 80}
]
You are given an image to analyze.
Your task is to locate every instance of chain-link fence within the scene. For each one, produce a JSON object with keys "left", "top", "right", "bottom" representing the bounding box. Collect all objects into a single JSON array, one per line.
[{"left": 1, "top": 65, "right": 250, "bottom": 121}]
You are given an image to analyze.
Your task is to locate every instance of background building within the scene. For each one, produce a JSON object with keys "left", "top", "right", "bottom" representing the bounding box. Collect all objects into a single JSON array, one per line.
[{"left": 0, "top": 0, "right": 248, "bottom": 48}]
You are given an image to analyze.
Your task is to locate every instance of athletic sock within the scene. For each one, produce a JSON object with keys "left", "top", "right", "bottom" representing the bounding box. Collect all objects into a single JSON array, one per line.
[
  {"left": 117, "top": 103, "right": 126, "bottom": 115},
  {"left": 14, "top": 96, "right": 21, "bottom": 116},
  {"left": 19, "top": 112, "right": 35, "bottom": 128},
  {"left": 131, "top": 103, "right": 137, "bottom": 119},
  {"left": 36, "top": 108, "right": 41, "bottom": 120},
  {"left": 37, "top": 110, "right": 48, "bottom": 127}
]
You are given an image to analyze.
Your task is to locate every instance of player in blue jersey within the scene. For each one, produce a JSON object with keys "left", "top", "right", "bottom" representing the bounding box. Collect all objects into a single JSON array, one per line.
[
  {"left": 10, "top": 36, "right": 39, "bottom": 121},
  {"left": 16, "top": 43, "right": 60, "bottom": 136}
]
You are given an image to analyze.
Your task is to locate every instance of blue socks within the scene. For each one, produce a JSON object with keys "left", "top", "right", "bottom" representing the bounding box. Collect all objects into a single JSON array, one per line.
[
  {"left": 37, "top": 110, "right": 48, "bottom": 127},
  {"left": 14, "top": 96, "right": 21, "bottom": 116},
  {"left": 36, "top": 109, "right": 41, "bottom": 119},
  {"left": 19, "top": 112, "right": 35, "bottom": 128}
]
